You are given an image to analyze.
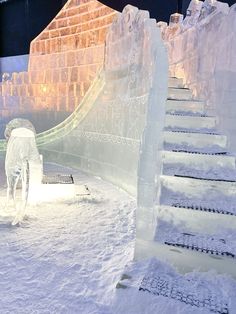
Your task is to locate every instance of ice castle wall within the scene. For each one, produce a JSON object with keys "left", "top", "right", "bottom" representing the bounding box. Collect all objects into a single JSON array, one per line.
[{"left": 0, "top": 0, "right": 117, "bottom": 137}]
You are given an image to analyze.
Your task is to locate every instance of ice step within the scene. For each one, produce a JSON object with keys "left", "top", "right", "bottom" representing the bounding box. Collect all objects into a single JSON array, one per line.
[
  {"left": 136, "top": 238, "right": 236, "bottom": 278},
  {"left": 159, "top": 231, "right": 235, "bottom": 259},
  {"left": 168, "top": 77, "right": 184, "bottom": 88},
  {"left": 117, "top": 259, "right": 232, "bottom": 313},
  {"left": 166, "top": 99, "right": 205, "bottom": 115},
  {"left": 165, "top": 114, "right": 217, "bottom": 131},
  {"left": 160, "top": 175, "right": 236, "bottom": 215},
  {"left": 162, "top": 151, "right": 236, "bottom": 180},
  {"left": 168, "top": 87, "right": 193, "bottom": 100},
  {"left": 163, "top": 131, "right": 228, "bottom": 151},
  {"left": 157, "top": 205, "right": 236, "bottom": 233},
  {"left": 140, "top": 269, "right": 229, "bottom": 314}
]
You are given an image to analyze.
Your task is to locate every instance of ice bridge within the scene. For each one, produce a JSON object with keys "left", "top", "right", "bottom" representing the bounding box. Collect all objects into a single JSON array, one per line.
[{"left": 1, "top": 0, "right": 236, "bottom": 283}]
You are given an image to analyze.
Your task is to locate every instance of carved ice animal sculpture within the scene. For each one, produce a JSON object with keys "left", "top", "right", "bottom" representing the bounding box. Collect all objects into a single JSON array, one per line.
[{"left": 5, "top": 119, "right": 42, "bottom": 225}]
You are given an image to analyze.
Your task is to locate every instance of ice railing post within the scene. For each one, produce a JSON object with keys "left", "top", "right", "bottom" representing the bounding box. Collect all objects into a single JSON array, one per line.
[{"left": 136, "top": 20, "right": 168, "bottom": 245}]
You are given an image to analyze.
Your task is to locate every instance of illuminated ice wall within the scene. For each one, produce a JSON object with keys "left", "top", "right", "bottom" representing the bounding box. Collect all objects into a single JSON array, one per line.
[
  {"left": 168, "top": 1, "right": 236, "bottom": 151},
  {"left": 0, "top": 0, "right": 117, "bottom": 136},
  {"left": 39, "top": 4, "right": 168, "bottom": 241}
]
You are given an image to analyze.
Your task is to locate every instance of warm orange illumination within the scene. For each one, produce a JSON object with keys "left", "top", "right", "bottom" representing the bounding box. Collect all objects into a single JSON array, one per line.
[
  {"left": 0, "top": 0, "right": 118, "bottom": 116},
  {"left": 42, "top": 85, "right": 47, "bottom": 93}
]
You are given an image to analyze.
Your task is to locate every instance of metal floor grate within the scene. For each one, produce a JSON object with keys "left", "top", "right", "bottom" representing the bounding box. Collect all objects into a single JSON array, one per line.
[
  {"left": 42, "top": 174, "right": 74, "bottom": 184},
  {"left": 174, "top": 174, "right": 236, "bottom": 183},
  {"left": 139, "top": 274, "right": 229, "bottom": 314},
  {"left": 172, "top": 149, "right": 227, "bottom": 155},
  {"left": 163, "top": 232, "right": 235, "bottom": 258},
  {"left": 172, "top": 203, "right": 236, "bottom": 216}
]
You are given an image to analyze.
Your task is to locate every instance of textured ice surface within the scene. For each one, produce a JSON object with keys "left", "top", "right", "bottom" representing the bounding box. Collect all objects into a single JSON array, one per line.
[
  {"left": 167, "top": 1, "right": 236, "bottom": 151},
  {"left": 183, "top": 0, "right": 203, "bottom": 29}
]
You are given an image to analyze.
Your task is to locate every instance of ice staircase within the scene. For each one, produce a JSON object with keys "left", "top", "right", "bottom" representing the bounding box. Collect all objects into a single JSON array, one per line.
[
  {"left": 156, "top": 77, "right": 236, "bottom": 277},
  {"left": 116, "top": 78, "right": 236, "bottom": 313}
]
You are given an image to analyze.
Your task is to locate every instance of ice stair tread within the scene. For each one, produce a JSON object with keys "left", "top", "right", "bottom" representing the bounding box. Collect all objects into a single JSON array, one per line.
[
  {"left": 157, "top": 231, "right": 235, "bottom": 259},
  {"left": 139, "top": 260, "right": 229, "bottom": 314}
]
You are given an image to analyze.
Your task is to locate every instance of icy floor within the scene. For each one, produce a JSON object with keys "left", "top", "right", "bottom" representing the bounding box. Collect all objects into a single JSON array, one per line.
[{"left": 0, "top": 158, "right": 136, "bottom": 313}]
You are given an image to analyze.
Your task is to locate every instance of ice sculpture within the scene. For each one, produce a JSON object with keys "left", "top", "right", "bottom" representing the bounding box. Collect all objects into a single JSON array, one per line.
[
  {"left": 157, "top": 21, "right": 168, "bottom": 40},
  {"left": 198, "top": 0, "right": 217, "bottom": 21},
  {"left": 165, "top": 13, "right": 184, "bottom": 40},
  {"left": 182, "top": 0, "right": 203, "bottom": 29},
  {"left": 2, "top": 72, "right": 10, "bottom": 82},
  {"left": 197, "top": 0, "right": 229, "bottom": 22},
  {"left": 5, "top": 119, "right": 42, "bottom": 225}
]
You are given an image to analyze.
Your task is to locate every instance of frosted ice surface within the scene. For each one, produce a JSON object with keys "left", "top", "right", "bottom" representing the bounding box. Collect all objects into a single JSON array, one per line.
[
  {"left": 4, "top": 119, "right": 42, "bottom": 224},
  {"left": 183, "top": 0, "right": 203, "bottom": 29}
]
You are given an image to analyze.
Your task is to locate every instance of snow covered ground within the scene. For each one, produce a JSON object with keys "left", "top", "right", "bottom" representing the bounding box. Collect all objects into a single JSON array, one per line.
[
  {"left": 0, "top": 156, "right": 236, "bottom": 314},
  {"left": 0, "top": 157, "right": 136, "bottom": 313}
]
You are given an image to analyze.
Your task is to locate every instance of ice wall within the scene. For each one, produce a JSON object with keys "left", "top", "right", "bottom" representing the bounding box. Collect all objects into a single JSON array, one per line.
[
  {"left": 39, "top": 5, "right": 168, "bottom": 247},
  {"left": 0, "top": 0, "right": 117, "bottom": 136},
  {"left": 168, "top": 2, "right": 236, "bottom": 150}
]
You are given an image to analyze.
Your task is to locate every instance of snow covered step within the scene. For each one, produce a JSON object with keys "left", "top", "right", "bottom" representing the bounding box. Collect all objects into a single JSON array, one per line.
[
  {"left": 117, "top": 259, "right": 235, "bottom": 313},
  {"left": 156, "top": 208, "right": 236, "bottom": 260},
  {"left": 166, "top": 99, "right": 205, "bottom": 115},
  {"left": 157, "top": 205, "right": 236, "bottom": 233},
  {"left": 140, "top": 271, "right": 229, "bottom": 314},
  {"left": 168, "top": 77, "right": 184, "bottom": 88},
  {"left": 160, "top": 175, "right": 236, "bottom": 215},
  {"left": 162, "top": 151, "right": 236, "bottom": 180},
  {"left": 168, "top": 88, "right": 193, "bottom": 100},
  {"left": 163, "top": 131, "right": 228, "bottom": 152},
  {"left": 136, "top": 238, "right": 236, "bottom": 277},
  {"left": 165, "top": 114, "right": 217, "bottom": 132},
  {"left": 159, "top": 231, "right": 235, "bottom": 259}
]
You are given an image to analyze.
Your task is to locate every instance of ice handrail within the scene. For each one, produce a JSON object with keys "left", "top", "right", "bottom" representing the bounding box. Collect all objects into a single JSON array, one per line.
[{"left": 0, "top": 67, "right": 105, "bottom": 152}]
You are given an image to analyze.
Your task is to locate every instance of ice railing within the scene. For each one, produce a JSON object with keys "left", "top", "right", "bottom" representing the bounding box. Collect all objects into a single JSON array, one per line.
[{"left": 0, "top": 67, "right": 105, "bottom": 152}]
